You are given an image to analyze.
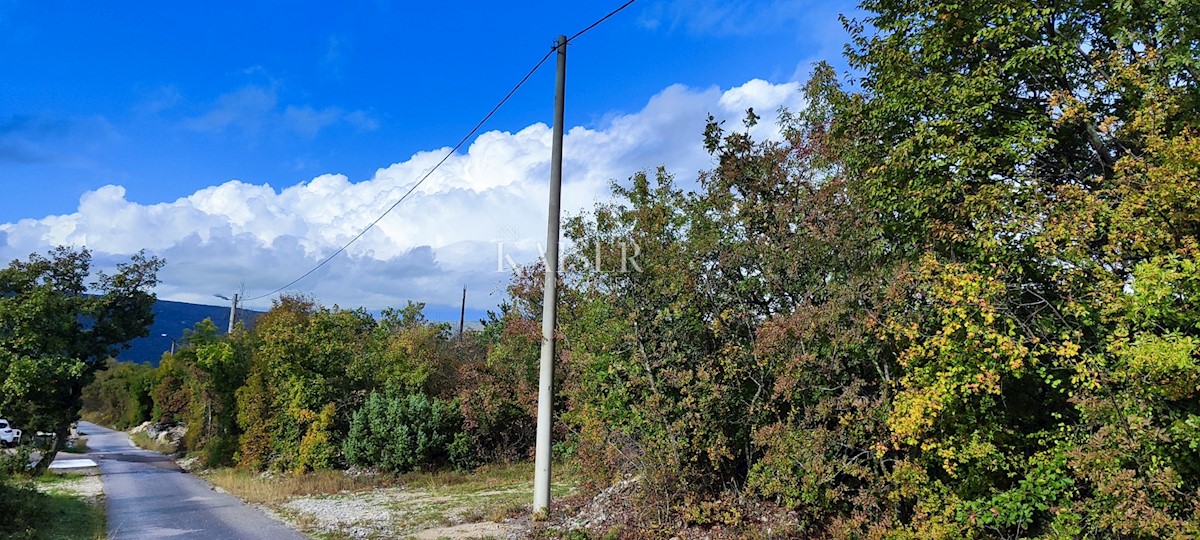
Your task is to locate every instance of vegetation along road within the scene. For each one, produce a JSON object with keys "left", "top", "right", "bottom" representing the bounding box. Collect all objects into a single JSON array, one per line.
[{"left": 77, "top": 421, "right": 308, "bottom": 540}]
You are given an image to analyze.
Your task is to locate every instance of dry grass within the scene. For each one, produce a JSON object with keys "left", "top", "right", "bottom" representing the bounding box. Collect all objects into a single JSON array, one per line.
[
  {"left": 203, "top": 468, "right": 404, "bottom": 505},
  {"left": 397, "top": 462, "right": 534, "bottom": 493},
  {"left": 205, "top": 462, "right": 555, "bottom": 505},
  {"left": 203, "top": 462, "right": 577, "bottom": 538}
]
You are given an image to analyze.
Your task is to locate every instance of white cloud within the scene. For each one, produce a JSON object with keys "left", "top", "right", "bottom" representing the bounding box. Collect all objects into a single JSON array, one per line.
[{"left": 0, "top": 79, "right": 804, "bottom": 314}]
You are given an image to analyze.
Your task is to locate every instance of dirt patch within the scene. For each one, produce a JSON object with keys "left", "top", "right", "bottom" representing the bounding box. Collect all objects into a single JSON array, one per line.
[
  {"left": 413, "top": 521, "right": 523, "bottom": 539},
  {"left": 207, "top": 463, "right": 577, "bottom": 539},
  {"left": 278, "top": 485, "right": 528, "bottom": 539}
]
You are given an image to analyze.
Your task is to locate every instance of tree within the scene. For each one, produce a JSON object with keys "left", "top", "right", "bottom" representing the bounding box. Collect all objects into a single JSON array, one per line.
[
  {"left": 0, "top": 247, "right": 163, "bottom": 472},
  {"left": 81, "top": 359, "right": 156, "bottom": 429},
  {"left": 836, "top": 0, "right": 1200, "bottom": 535},
  {"left": 147, "top": 318, "right": 251, "bottom": 466},
  {"left": 237, "top": 294, "right": 376, "bottom": 471}
]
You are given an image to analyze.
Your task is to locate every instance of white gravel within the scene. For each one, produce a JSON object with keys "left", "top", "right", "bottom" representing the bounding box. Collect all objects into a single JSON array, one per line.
[
  {"left": 39, "top": 474, "right": 105, "bottom": 500},
  {"left": 278, "top": 485, "right": 527, "bottom": 539},
  {"left": 282, "top": 488, "right": 409, "bottom": 528}
]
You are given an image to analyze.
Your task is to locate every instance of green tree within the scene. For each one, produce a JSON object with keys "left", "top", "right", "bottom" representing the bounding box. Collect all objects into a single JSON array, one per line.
[
  {"left": 355, "top": 301, "right": 454, "bottom": 396},
  {"left": 836, "top": 0, "right": 1200, "bottom": 536},
  {"left": 0, "top": 247, "right": 162, "bottom": 472},
  {"left": 149, "top": 318, "right": 250, "bottom": 465},
  {"left": 81, "top": 359, "right": 156, "bottom": 429},
  {"left": 454, "top": 272, "right": 541, "bottom": 464},
  {"left": 240, "top": 294, "right": 375, "bottom": 471}
]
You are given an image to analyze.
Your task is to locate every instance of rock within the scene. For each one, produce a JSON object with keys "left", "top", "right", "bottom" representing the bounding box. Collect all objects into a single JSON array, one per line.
[
  {"left": 129, "top": 421, "right": 187, "bottom": 450},
  {"left": 565, "top": 474, "right": 641, "bottom": 531}
]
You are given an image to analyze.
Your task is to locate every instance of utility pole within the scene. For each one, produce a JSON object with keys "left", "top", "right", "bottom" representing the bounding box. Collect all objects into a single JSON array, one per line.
[
  {"left": 161, "top": 334, "right": 177, "bottom": 354},
  {"left": 458, "top": 287, "right": 467, "bottom": 340},
  {"left": 227, "top": 293, "right": 238, "bottom": 334},
  {"left": 214, "top": 293, "right": 239, "bottom": 334},
  {"left": 534, "top": 34, "right": 566, "bottom": 517}
]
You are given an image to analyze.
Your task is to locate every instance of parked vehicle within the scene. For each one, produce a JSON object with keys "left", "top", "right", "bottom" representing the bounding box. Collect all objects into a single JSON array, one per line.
[{"left": 0, "top": 418, "right": 21, "bottom": 447}]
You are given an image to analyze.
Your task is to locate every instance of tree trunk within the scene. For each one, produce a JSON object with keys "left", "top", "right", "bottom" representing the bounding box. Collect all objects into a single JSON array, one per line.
[{"left": 30, "top": 424, "right": 69, "bottom": 476}]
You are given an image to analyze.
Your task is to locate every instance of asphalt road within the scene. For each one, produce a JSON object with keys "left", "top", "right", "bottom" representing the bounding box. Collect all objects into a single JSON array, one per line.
[{"left": 76, "top": 421, "right": 309, "bottom": 540}]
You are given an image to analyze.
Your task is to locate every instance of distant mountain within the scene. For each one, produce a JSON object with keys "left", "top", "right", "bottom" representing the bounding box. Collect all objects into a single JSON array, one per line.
[{"left": 116, "top": 299, "right": 260, "bottom": 366}]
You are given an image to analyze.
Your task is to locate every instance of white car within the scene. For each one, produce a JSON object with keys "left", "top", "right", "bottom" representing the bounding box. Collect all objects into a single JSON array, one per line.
[{"left": 0, "top": 418, "right": 21, "bottom": 447}]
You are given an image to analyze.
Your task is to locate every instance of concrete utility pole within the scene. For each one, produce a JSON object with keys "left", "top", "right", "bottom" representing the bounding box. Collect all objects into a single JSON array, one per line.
[
  {"left": 161, "top": 334, "right": 177, "bottom": 354},
  {"left": 533, "top": 34, "right": 566, "bottom": 517},
  {"left": 227, "top": 293, "right": 238, "bottom": 334},
  {"left": 214, "top": 293, "right": 239, "bottom": 334}
]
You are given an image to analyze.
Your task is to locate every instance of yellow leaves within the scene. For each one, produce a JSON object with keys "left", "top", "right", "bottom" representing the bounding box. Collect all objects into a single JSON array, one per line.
[
  {"left": 888, "top": 255, "right": 1054, "bottom": 454},
  {"left": 1056, "top": 340, "right": 1081, "bottom": 359},
  {"left": 971, "top": 368, "right": 1001, "bottom": 395},
  {"left": 890, "top": 320, "right": 921, "bottom": 341},
  {"left": 891, "top": 382, "right": 950, "bottom": 445},
  {"left": 292, "top": 407, "right": 317, "bottom": 425},
  {"left": 1047, "top": 89, "right": 1089, "bottom": 127},
  {"left": 1066, "top": 351, "right": 1106, "bottom": 392},
  {"left": 295, "top": 402, "right": 337, "bottom": 474}
]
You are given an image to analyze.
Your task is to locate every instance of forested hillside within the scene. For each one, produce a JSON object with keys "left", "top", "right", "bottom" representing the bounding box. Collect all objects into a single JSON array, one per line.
[{"left": 118, "top": 299, "right": 259, "bottom": 365}]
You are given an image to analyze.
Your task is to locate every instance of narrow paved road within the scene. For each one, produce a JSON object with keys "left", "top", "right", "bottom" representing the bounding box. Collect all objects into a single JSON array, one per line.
[{"left": 76, "top": 421, "right": 309, "bottom": 540}]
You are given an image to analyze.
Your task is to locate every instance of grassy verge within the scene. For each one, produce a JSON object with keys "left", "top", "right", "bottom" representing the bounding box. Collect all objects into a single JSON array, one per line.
[
  {"left": 203, "top": 468, "right": 405, "bottom": 505},
  {"left": 0, "top": 473, "right": 106, "bottom": 540},
  {"left": 204, "top": 462, "right": 578, "bottom": 539},
  {"left": 129, "top": 431, "right": 177, "bottom": 454},
  {"left": 60, "top": 436, "right": 89, "bottom": 454}
]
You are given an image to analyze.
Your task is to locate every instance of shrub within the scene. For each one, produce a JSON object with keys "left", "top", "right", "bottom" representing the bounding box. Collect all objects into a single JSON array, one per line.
[
  {"left": 447, "top": 432, "right": 477, "bottom": 471},
  {"left": 343, "top": 392, "right": 462, "bottom": 473},
  {"left": 296, "top": 403, "right": 338, "bottom": 473}
]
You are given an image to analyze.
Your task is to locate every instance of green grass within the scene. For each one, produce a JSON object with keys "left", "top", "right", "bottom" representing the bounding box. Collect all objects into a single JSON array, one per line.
[
  {"left": 60, "top": 437, "right": 89, "bottom": 454},
  {"left": 0, "top": 473, "right": 106, "bottom": 540}
]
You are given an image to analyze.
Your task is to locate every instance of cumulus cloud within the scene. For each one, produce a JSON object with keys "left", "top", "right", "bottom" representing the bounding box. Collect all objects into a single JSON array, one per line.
[{"left": 0, "top": 79, "right": 804, "bottom": 314}]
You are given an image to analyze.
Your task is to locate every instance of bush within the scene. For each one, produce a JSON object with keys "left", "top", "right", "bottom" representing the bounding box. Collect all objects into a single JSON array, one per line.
[
  {"left": 0, "top": 480, "right": 44, "bottom": 538},
  {"left": 0, "top": 445, "right": 33, "bottom": 477},
  {"left": 199, "top": 435, "right": 238, "bottom": 468},
  {"left": 342, "top": 392, "right": 462, "bottom": 473},
  {"left": 296, "top": 403, "right": 337, "bottom": 473},
  {"left": 447, "top": 432, "right": 477, "bottom": 471}
]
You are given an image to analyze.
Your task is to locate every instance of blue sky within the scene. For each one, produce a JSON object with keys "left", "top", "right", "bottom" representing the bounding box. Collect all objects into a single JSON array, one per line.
[{"left": 1, "top": 0, "right": 859, "bottom": 318}]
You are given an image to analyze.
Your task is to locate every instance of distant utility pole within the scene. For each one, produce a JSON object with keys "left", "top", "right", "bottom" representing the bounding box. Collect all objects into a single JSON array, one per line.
[
  {"left": 214, "top": 293, "right": 239, "bottom": 334},
  {"left": 534, "top": 34, "right": 567, "bottom": 518},
  {"left": 227, "top": 293, "right": 238, "bottom": 334},
  {"left": 458, "top": 287, "right": 467, "bottom": 341},
  {"left": 161, "top": 334, "right": 177, "bottom": 354}
]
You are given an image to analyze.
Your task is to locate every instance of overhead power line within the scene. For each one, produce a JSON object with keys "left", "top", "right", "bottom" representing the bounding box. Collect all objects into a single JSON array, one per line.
[
  {"left": 244, "top": 0, "right": 638, "bottom": 303},
  {"left": 244, "top": 50, "right": 553, "bottom": 302},
  {"left": 567, "top": 0, "right": 636, "bottom": 44}
]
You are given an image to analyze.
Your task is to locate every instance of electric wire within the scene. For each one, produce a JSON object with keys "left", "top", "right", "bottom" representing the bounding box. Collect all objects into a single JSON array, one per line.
[
  {"left": 243, "top": 49, "right": 553, "bottom": 302},
  {"left": 566, "top": 0, "right": 637, "bottom": 45},
  {"left": 243, "top": 0, "right": 637, "bottom": 303}
]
